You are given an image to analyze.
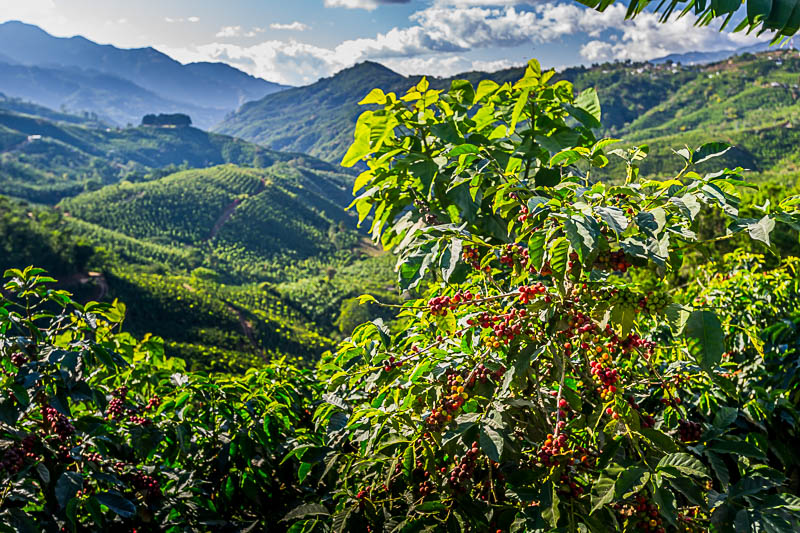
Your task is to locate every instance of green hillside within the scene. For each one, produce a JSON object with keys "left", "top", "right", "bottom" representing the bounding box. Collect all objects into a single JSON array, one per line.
[
  {"left": 214, "top": 59, "right": 700, "bottom": 161},
  {"left": 0, "top": 107, "right": 341, "bottom": 203},
  {"left": 0, "top": 194, "right": 340, "bottom": 370},
  {"left": 215, "top": 51, "right": 799, "bottom": 174},
  {"left": 59, "top": 163, "right": 358, "bottom": 280}
]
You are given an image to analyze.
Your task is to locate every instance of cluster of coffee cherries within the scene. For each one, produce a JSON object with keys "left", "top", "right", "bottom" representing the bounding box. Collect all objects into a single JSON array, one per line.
[
  {"left": 590, "top": 361, "right": 620, "bottom": 402},
  {"left": 381, "top": 355, "right": 403, "bottom": 373},
  {"left": 41, "top": 405, "right": 75, "bottom": 440},
  {"left": 558, "top": 472, "right": 585, "bottom": 499},
  {"left": 130, "top": 471, "right": 161, "bottom": 501},
  {"left": 637, "top": 291, "right": 672, "bottom": 314},
  {"left": 10, "top": 351, "right": 27, "bottom": 367},
  {"left": 536, "top": 431, "right": 569, "bottom": 467},
  {"left": 482, "top": 308, "right": 532, "bottom": 348},
  {"left": 499, "top": 243, "right": 530, "bottom": 269},
  {"left": 592, "top": 250, "right": 633, "bottom": 273},
  {"left": 535, "top": 431, "right": 595, "bottom": 470},
  {"left": 517, "top": 204, "right": 530, "bottom": 223},
  {"left": 106, "top": 386, "right": 129, "bottom": 420},
  {"left": 608, "top": 287, "right": 642, "bottom": 308},
  {"left": 678, "top": 419, "right": 703, "bottom": 442},
  {"left": 628, "top": 493, "right": 666, "bottom": 533},
  {"left": 462, "top": 246, "right": 482, "bottom": 270},
  {"left": 85, "top": 451, "right": 103, "bottom": 463},
  {"left": 470, "top": 363, "right": 505, "bottom": 386},
  {"left": 518, "top": 283, "right": 547, "bottom": 304},
  {"left": 448, "top": 441, "right": 480, "bottom": 489},
  {"left": 560, "top": 312, "right": 606, "bottom": 350},
  {"left": 417, "top": 479, "right": 435, "bottom": 497},
  {"left": 128, "top": 415, "right": 151, "bottom": 426},
  {"left": 145, "top": 396, "right": 161, "bottom": 412},
  {"left": 567, "top": 251, "right": 580, "bottom": 271},
  {"left": 427, "top": 290, "right": 478, "bottom": 317},
  {"left": 1, "top": 446, "right": 25, "bottom": 474},
  {"left": 427, "top": 404, "right": 457, "bottom": 428},
  {"left": 619, "top": 333, "right": 657, "bottom": 358}
]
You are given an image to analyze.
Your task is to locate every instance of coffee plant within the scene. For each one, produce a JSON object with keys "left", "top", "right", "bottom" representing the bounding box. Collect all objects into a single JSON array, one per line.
[
  {"left": 0, "top": 267, "right": 320, "bottom": 531},
  {"left": 296, "top": 60, "right": 800, "bottom": 532}
]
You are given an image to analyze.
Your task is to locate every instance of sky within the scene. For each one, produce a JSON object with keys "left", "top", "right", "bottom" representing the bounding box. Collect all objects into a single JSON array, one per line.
[{"left": 0, "top": 0, "right": 777, "bottom": 86}]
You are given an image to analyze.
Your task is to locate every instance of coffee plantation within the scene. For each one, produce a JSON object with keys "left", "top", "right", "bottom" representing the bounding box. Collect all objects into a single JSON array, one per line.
[{"left": 1, "top": 60, "right": 799, "bottom": 532}]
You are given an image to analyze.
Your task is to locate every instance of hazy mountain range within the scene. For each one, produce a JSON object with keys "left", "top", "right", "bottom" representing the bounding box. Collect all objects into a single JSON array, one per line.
[
  {"left": 0, "top": 21, "right": 790, "bottom": 134},
  {"left": 0, "top": 21, "right": 286, "bottom": 128}
]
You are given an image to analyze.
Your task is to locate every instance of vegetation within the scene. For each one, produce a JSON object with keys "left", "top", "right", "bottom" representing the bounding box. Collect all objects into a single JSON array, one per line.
[
  {"left": 298, "top": 62, "right": 800, "bottom": 531},
  {"left": 141, "top": 113, "right": 192, "bottom": 127},
  {"left": 578, "top": 0, "right": 800, "bottom": 39},
  {"left": 0, "top": 267, "right": 319, "bottom": 531},
  {"left": 1, "top": 57, "right": 800, "bottom": 533},
  {"left": 214, "top": 51, "right": 800, "bottom": 169},
  {"left": 0, "top": 107, "right": 340, "bottom": 204}
]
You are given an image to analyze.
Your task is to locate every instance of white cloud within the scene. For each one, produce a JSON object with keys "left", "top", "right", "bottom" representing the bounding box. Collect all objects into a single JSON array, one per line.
[
  {"left": 0, "top": 0, "right": 69, "bottom": 32},
  {"left": 572, "top": 4, "right": 762, "bottom": 62},
  {"left": 216, "top": 25, "right": 242, "bottom": 37},
  {"left": 324, "top": 0, "right": 410, "bottom": 10},
  {"left": 165, "top": 16, "right": 200, "bottom": 23},
  {"left": 216, "top": 25, "right": 268, "bottom": 38},
  {"left": 161, "top": 2, "right": 772, "bottom": 86},
  {"left": 270, "top": 21, "right": 310, "bottom": 31}
]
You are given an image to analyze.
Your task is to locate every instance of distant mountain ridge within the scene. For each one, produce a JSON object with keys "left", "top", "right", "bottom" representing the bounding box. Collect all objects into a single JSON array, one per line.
[
  {"left": 213, "top": 58, "right": 694, "bottom": 161},
  {"left": 0, "top": 21, "right": 288, "bottom": 128},
  {"left": 650, "top": 41, "right": 778, "bottom": 65}
]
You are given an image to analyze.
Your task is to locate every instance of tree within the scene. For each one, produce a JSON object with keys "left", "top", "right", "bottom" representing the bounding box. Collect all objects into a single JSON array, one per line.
[
  {"left": 140, "top": 113, "right": 192, "bottom": 127},
  {"left": 578, "top": 0, "right": 800, "bottom": 39},
  {"left": 295, "top": 60, "right": 800, "bottom": 531}
]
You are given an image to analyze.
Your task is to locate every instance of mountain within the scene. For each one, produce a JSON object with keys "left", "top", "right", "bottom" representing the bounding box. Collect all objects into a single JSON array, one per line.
[
  {"left": 0, "top": 62, "right": 218, "bottom": 126},
  {"left": 650, "top": 41, "right": 776, "bottom": 65},
  {"left": 0, "top": 21, "right": 288, "bottom": 128},
  {"left": 0, "top": 92, "right": 107, "bottom": 126},
  {"left": 215, "top": 61, "right": 409, "bottom": 160},
  {"left": 214, "top": 59, "right": 696, "bottom": 161}
]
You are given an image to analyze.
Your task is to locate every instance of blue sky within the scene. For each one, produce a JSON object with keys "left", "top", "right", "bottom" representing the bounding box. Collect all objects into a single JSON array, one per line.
[{"left": 0, "top": 0, "right": 774, "bottom": 85}]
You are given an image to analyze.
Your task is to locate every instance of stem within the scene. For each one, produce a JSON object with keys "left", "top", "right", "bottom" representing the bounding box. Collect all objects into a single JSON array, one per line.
[{"left": 553, "top": 352, "right": 567, "bottom": 437}]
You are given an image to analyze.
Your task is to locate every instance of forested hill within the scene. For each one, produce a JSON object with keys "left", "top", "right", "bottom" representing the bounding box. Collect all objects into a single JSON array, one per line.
[
  {"left": 215, "top": 49, "right": 799, "bottom": 168},
  {"left": 0, "top": 106, "right": 347, "bottom": 204}
]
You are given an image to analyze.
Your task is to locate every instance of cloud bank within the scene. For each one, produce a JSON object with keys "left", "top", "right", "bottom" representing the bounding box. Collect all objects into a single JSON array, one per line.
[{"left": 161, "top": 2, "right": 766, "bottom": 85}]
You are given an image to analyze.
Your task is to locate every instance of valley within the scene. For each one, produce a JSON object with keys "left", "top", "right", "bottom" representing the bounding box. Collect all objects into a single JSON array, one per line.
[{"left": 1, "top": 24, "right": 799, "bottom": 375}]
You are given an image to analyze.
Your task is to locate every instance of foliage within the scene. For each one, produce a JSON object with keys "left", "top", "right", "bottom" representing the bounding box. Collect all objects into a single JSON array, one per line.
[
  {"left": 577, "top": 0, "right": 800, "bottom": 39},
  {"left": 0, "top": 266, "right": 321, "bottom": 531},
  {"left": 141, "top": 113, "right": 191, "bottom": 127},
  {"left": 297, "top": 60, "right": 800, "bottom": 532}
]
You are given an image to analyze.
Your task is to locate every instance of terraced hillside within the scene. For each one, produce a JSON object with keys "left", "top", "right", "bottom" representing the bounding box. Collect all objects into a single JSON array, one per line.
[
  {"left": 59, "top": 164, "right": 358, "bottom": 281},
  {"left": 0, "top": 195, "right": 339, "bottom": 369},
  {"left": 595, "top": 49, "right": 800, "bottom": 180}
]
